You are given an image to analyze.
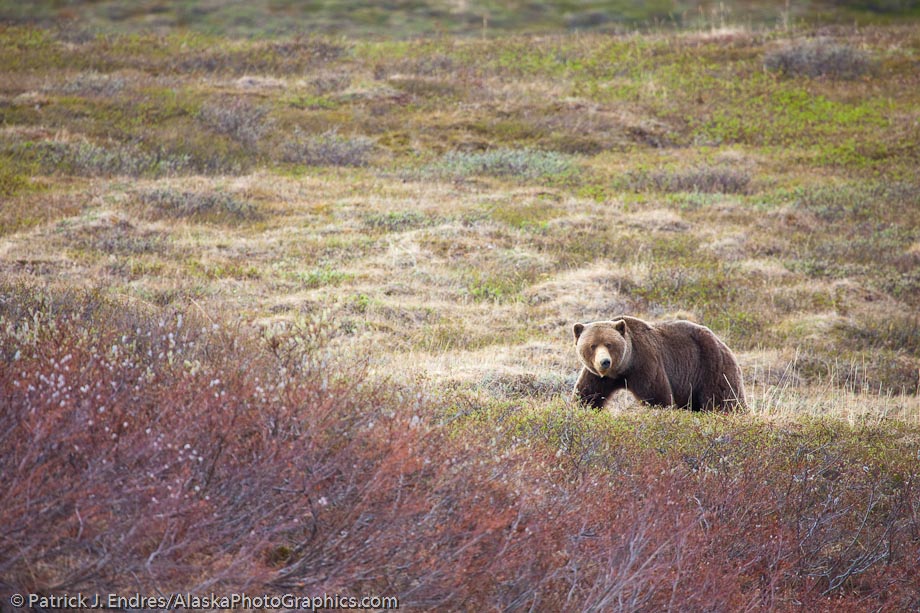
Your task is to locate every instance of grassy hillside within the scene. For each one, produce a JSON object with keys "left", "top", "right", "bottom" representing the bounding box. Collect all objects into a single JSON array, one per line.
[{"left": 2, "top": 9, "right": 920, "bottom": 610}]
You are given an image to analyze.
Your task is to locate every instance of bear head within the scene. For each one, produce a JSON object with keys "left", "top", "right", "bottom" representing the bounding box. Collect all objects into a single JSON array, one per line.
[{"left": 573, "top": 320, "right": 631, "bottom": 378}]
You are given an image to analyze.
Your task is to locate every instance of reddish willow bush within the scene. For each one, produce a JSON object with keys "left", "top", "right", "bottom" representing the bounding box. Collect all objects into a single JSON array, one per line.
[{"left": 1, "top": 287, "right": 918, "bottom": 611}]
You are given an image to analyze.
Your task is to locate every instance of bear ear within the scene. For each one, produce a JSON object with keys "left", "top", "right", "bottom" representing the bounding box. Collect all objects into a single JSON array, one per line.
[
  {"left": 573, "top": 323, "right": 585, "bottom": 341},
  {"left": 613, "top": 319, "right": 627, "bottom": 335}
]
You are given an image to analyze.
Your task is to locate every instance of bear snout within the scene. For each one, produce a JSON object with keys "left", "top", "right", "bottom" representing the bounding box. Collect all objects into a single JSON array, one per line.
[{"left": 592, "top": 346, "right": 614, "bottom": 375}]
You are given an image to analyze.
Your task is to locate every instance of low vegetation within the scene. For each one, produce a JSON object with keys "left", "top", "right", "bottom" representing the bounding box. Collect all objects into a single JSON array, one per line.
[
  {"left": 136, "top": 188, "right": 262, "bottom": 223},
  {"left": 281, "top": 129, "right": 375, "bottom": 167},
  {"left": 624, "top": 165, "right": 752, "bottom": 194},
  {"left": 2, "top": 287, "right": 919, "bottom": 608},
  {"left": 763, "top": 40, "right": 875, "bottom": 79},
  {"left": 429, "top": 148, "right": 579, "bottom": 182},
  {"left": 1, "top": 2, "right": 919, "bottom": 609}
]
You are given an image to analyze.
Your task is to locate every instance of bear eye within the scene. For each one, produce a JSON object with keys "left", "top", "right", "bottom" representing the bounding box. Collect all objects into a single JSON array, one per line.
[{"left": 590, "top": 343, "right": 597, "bottom": 350}]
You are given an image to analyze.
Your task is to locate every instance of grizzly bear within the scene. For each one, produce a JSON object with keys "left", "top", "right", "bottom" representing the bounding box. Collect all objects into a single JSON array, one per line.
[{"left": 572, "top": 316, "right": 746, "bottom": 412}]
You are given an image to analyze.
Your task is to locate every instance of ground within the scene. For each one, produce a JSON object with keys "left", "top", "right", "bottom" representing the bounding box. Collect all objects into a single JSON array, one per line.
[{"left": 2, "top": 21, "right": 918, "bottom": 421}]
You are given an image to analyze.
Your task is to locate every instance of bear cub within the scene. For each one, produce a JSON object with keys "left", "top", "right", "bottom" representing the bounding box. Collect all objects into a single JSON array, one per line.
[{"left": 573, "top": 316, "right": 746, "bottom": 412}]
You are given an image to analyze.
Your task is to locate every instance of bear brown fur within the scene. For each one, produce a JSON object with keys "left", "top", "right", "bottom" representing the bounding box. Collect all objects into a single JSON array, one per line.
[{"left": 572, "top": 316, "right": 746, "bottom": 412}]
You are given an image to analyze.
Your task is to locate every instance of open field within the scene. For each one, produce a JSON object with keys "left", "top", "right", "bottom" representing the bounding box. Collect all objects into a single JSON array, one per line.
[
  {"left": 5, "top": 0, "right": 920, "bottom": 38},
  {"left": 2, "top": 5, "right": 920, "bottom": 610}
]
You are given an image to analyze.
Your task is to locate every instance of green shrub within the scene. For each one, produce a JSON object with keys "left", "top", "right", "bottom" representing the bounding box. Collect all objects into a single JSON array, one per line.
[
  {"left": 626, "top": 166, "right": 751, "bottom": 194},
  {"left": 66, "top": 220, "right": 166, "bottom": 255},
  {"left": 57, "top": 70, "right": 127, "bottom": 96},
  {"left": 431, "top": 148, "right": 578, "bottom": 181},
  {"left": 137, "top": 189, "right": 261, "bottom": 223},
  {"left": 281, "top": 130, "right": 374, "bottom": 167},
  {"left": 296, "top": 267, "right": 352, "bottom": 288},
  {"left": 363, "top": 210, "right": 429, "bottom": 231},
  {"left": 198, "top": 100, "right": 272, "bottom": 147},
  {"left": 0, "top": 157, "right": 32, "bottom": 198},
  {"left": 11, "top": 140, "right": 192, "bottom": 177},
  {"left": 764, "top": 40, "right": 874, "bottom": 79},
  {"left": 794, "top": 182, "right": 920, "bottom": 223}
]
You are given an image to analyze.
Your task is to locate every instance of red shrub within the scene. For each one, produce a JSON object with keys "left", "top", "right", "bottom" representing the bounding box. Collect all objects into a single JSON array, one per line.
[{"left": 1, "top": 287, "right": 918, "bottom": 611}]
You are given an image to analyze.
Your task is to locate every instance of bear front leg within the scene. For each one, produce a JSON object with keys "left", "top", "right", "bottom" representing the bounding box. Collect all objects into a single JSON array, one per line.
[
  {"left": 573, "top": 368, "right": 618, "bottom": 410},
  {"left": 629, "top": 368, "right": 677, "bottom": 408}
]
